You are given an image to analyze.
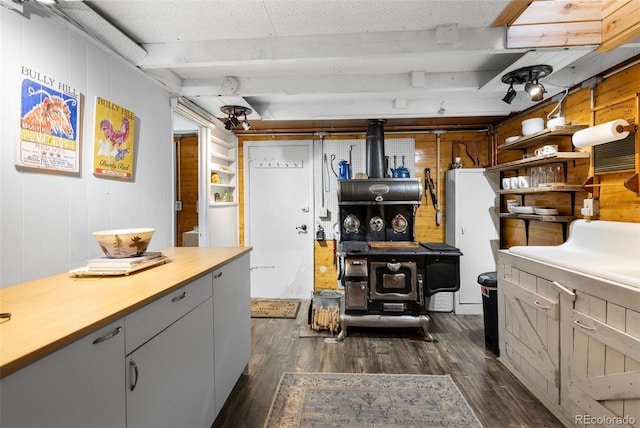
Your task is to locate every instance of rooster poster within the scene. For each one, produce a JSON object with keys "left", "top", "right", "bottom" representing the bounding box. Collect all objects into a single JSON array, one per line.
[{"left": 93, "top": 97, "right": 135, "bottom": 179}]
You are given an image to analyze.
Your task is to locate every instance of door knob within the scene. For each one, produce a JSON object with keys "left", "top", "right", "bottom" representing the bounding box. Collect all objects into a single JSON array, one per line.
[{"left": 296, "top": 224, "right": 308, "bottom": 233}]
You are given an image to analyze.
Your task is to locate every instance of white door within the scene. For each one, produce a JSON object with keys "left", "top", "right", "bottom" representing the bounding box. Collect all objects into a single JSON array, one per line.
[{"left": 245, "top": 141, "right": 313, "bottom": 299}]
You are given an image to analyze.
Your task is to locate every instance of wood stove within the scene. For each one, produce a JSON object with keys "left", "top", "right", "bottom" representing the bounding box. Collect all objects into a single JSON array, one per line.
[{"left": 336, "top": 120, "right": 462, "bottom": 341}]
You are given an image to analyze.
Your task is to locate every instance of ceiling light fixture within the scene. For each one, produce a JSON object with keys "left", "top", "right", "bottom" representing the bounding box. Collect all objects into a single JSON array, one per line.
[
  {"left": 502, "top": 83, "right": 517, "bottom": 104},
  {"left": 241, "top": 114, "right": 251, "bottom": 130},
  {"left": 220, "top": 105, "right": 252, "bottom": 131},
  {"left": 501, "top": 65, "right": 553, "bottom": 104}
]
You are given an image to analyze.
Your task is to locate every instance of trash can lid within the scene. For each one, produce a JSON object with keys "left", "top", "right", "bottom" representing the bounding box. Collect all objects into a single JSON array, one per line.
[{"left": 477, "top": 271, "right": 497, "bottom": 287}]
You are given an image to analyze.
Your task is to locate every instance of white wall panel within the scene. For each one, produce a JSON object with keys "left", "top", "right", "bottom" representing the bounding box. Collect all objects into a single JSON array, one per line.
[{"left": 0, "top": 3, "right": 173, "bottom": 287}]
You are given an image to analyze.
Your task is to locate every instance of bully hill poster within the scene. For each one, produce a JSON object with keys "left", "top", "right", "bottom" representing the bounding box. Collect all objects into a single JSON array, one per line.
[
  {"left": 18, "top": 67, "right": 80, "bottom": 173},
  {"left": 93, "top": 97, "right": 135, "bottom": 179}
]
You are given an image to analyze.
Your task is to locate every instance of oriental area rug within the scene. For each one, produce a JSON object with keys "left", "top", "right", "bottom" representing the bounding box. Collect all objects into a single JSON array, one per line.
[
  {"left": 250, "top": 299, "right": 301, "bottom": 319},
  {"left": 264, "top": 372, "right": 482, "bottom": 428}
]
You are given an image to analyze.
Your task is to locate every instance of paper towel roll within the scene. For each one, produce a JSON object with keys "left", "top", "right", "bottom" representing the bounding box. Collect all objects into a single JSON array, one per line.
[{"left": 572, "top": 119, "right": 630, "bottom": 148}]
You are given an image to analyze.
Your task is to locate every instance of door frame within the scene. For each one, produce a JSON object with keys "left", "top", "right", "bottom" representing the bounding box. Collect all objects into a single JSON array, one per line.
[{"left": 243, "top": 139, "right": 315, "bottom": 293}]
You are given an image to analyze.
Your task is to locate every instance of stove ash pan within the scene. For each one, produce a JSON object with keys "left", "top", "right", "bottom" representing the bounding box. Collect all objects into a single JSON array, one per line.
[{"left": 338, "top": 179, "right": 422, "bottom": 204}]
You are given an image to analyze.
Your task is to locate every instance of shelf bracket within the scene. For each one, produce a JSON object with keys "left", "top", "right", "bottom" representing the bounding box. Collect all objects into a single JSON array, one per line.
[
  {"left": 624, "top": 173, "right": 639, "bottom": 193},
  {"left": 582, "top": 174, "right": 639, "bottom": 194}
]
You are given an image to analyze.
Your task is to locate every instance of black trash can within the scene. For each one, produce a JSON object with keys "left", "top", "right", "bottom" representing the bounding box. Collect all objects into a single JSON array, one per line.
[{"left": 478, "top": 271, "right": 499, "bottom": 356}]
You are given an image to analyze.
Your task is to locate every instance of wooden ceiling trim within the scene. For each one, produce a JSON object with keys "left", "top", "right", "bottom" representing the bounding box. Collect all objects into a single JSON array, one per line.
[
  {"left": 507, "top": 21, "right": 602, "bottom": 48},
  {"left": 491, "top": 0, "right": 533, "bottom": 27},
  {"left": 513, "top": 0, "right": 602, "bottom": 25},
  {"left": 597, "top": 0, "right": 640, "bottom": 52}
]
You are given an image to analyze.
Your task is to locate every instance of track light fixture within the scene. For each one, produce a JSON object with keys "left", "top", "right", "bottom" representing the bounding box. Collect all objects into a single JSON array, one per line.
[
  {"left": 220, "top": 105, "right": 252, "bottom": 131},
  {"left": 502, "top": 83, "right": 517, "bottom": 104},
  {"left": 501, "top": 65, "right": 552, "bottom": 104},
  {"left": 241, "top": 114, "right": 251, "bottom": 130}
]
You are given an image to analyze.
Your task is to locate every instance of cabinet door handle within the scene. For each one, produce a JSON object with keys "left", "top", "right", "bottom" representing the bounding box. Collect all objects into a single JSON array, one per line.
[
  {"left": 171, "top": 291, "right": 187, "bottom": 302},
  {"left": 574, "top": 320, "right": 596, "bottom": 331},
  {"left": 129, "top": 359, "right": 139, "bottom": 391},
  {"left": 92, "top": 326, "right": 122, "bottom": 345},
  {"left": 552, "top": 281, "right": 576, "bottom": 301},
  {"left": 214, "top": 272, "right": 223, "bottom": 279},
  {"left": 533, "top": 301, "right": 551, "bottom": 310}
]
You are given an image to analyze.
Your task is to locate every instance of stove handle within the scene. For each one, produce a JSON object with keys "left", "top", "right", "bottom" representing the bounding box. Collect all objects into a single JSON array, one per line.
[{"left": 386, "top": 262, "right": 401, "bottom": 271}]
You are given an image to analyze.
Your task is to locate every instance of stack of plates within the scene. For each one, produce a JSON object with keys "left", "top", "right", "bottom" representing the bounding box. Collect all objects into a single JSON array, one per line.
[
  {"left": 509, "top": 206, "right": 536, "bottom": 214},
  {"left": 534, "top": 208, "right": 559, "bottom": 215}
]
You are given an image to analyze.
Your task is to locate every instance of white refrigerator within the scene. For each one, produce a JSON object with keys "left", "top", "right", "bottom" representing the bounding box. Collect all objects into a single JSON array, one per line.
[{"left": 441, "top": 168, "right": 499, "bottom": 315}]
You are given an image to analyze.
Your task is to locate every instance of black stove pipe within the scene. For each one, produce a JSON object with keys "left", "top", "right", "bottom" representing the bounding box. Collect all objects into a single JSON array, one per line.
[{"left": 366, "top": 119, "right": 385, "bottom": 178}]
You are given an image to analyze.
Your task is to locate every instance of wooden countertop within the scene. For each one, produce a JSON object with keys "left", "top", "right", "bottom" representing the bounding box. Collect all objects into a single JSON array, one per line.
[{"left": 0, "top": 246, "right": 251, "bottom": 379}]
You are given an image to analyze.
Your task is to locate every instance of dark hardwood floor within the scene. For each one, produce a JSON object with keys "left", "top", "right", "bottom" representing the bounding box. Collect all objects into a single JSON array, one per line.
[{"left": 212, "top": 303, "right": 564, "bottom": 428}]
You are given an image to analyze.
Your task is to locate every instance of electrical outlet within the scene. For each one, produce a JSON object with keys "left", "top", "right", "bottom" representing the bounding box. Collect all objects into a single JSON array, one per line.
[
  {"left": 317, "top": 207, "right": 328, "bottom": 218},
  {"left": 580, "top": 198, "right": 599, "bottom": 217},
  {"left": 175, "top": 201, "right": 183, "bottom": 211}
]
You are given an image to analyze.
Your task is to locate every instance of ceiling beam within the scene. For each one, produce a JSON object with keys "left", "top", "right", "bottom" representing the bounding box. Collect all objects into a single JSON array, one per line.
[
  {"left": 136, "top": 27, "right": 508, "bottom": 69},
  {"left": 180, "top": 71, "right": 499, "bottom": 98}
]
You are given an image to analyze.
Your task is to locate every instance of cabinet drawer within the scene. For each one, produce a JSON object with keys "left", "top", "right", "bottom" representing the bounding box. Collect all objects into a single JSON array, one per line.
[{"left": 125, "top": 273, "right": 212, "bottom": 354}]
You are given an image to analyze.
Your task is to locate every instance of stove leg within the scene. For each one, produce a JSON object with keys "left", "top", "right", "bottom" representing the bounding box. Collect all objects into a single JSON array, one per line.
[
  {"left": 337, "top": 313, "right": 347, "bottom": 341},
  {"left": 421, "top": 314, "right": 435, "bottom": 342}
]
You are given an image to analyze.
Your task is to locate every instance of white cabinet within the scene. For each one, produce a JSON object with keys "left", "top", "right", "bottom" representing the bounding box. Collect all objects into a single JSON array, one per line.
[
  {"left": 0, "top": 320, "right": 126, "bottom": 428},
  {"left": 498, "top": 250, "right": 640, "bottom": 427},
  {"left": 445, "top": 168, "right": 499, "bottom": 314},
  {"left": 213, "top": 253, "right": 251, "bottom": 415},
  {"left": 126, "top": 300, "right": 215, "bottom": 428},
  {"left": 125, "top": 274, "right": 215, "bottom": 428},
  {"left": 566, "top": 290, "right": 640, "bottom": 427},
  {"left": 497, "top": 259, "right": 566, "bottom": 415}
]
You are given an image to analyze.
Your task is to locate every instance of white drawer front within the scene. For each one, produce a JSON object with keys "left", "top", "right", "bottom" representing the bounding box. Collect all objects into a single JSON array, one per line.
[{"left": 125, "top": 273, "right": 212, "bottom": 354}]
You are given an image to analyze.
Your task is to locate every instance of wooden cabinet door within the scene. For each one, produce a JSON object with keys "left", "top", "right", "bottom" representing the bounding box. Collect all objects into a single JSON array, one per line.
[
  {"left": 567, "top": 291, "right": 640, "bottom": 426},
  {"left": 0, "top": 320, "right": 126, "bottom": 428},
  {"left": 501, "top": 266, "right": 561, "bottom": 404},
  {"left": 126, "top": 299, "right": 215, "bottom": 428}
]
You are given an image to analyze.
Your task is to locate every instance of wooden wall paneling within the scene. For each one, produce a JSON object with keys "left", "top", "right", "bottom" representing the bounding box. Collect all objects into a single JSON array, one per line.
[
  {"left": 589, "top": 89, "right": 640, "bottom": 221},
  {"left": 175, "top": 135, "right": 199, "bottom": 246},
  {"left": 413, "top": 133, "right": 443, "bottom": 243},
  {"left": 313, "top": 240, "right": 338, "bottom": 290},
  {"left": 238, "top": 141, "right": 245, "bottom": 246}
]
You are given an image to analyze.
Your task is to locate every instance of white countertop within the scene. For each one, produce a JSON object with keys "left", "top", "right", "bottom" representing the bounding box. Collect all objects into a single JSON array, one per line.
[{"left": 508, "top": 220, "right": 640, "bottom": 288}]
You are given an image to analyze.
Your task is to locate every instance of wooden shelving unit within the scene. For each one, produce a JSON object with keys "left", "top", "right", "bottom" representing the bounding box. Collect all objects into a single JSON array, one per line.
[
  {"left": 497, "top": 125, "right": 587, "bottom": 151},
  {"left": 486, "top": 152, "right": 589, "bottom": 172},
  {"left": 494, "top": 126, "right": 589, "bottom": 247}
]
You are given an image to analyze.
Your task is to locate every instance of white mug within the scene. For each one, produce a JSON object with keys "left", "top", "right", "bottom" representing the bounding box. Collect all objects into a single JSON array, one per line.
[
  {"left": 502, "top": 178, "right": 511, "bottom": 189},
  {"left": 510, "top": 177, "right": 519, "bottom": 189},
  {"left": 518, "top": 175, "right": 530, "bottom": 188},
  {"left": 534, "top": 145, "right": 558, "bottom": 157}
]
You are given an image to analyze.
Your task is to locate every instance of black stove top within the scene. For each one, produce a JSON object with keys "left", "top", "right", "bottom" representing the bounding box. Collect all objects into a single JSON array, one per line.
[{"left": 338, "top": 241, "right": 462, "bottom": 257}]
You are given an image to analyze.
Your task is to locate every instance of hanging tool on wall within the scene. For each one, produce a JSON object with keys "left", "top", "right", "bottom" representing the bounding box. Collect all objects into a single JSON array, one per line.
[{"left": 425, "top": 167, "right": 442, "bottom": 225}]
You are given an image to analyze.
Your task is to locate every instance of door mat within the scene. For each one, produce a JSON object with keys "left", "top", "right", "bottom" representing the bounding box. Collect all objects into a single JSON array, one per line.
[
  {"left": 251, "top": 299, "right": 301, "bottom": 319},
  {"left": 264, "top": 373, "right": 482, "bottom": 427}
]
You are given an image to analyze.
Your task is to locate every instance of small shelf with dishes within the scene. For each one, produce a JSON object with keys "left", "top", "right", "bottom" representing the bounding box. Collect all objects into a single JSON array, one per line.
[
  {"left": 498, "top": 212, "right": 575, "bottom": 223},
  {"left": 497, "top": 184, "right": 584, "bottom": 194},
  {"left": 497, "top": 125, "right": 587, "bottom": 151},
  {"left": 486, "top": 152, "right": 590, "bottom": 172}
]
